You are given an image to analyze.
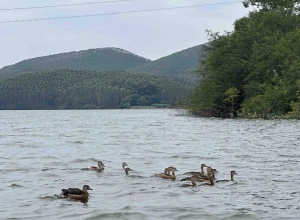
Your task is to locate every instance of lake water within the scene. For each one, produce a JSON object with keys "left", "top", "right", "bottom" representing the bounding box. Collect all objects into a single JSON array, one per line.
[{"left": 0, "top": 109, "right": 300, "bottom": 220}]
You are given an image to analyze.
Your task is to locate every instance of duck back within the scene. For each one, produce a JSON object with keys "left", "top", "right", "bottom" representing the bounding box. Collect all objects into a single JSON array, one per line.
[{"left": 61, "top": 188, "right": 83, "bottom": 196}]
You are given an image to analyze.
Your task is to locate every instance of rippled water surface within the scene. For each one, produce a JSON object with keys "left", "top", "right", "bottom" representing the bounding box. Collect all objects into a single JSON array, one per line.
[{"left": 1, "top": 109, "right": 300, "bottom": 220}]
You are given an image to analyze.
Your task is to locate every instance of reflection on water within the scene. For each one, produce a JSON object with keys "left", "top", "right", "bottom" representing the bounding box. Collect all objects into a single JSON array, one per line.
[{"left": 0, "top": 109, "right": 300, "bottom": 219}]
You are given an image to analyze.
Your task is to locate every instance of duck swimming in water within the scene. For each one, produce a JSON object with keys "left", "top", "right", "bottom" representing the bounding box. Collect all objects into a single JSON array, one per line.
[
  {"left": 180, "top": 176, "right": 198, "bottom": 187},
  {"left": 183, "top": 163, "right": 207, "bottom": 177},
  {"left": 124, "top": 167, "right": 133, "bottom": 175},
  {"left": 83, "top": 161, "right": 105, "bottom": 172},
  {"left": 61, "top": 185, "right": 92, "bottom": 201},
  {"left": 159, "top": 168, "right": 176, "bottom": 180},
  {"left": 197, "top": 168, "right": 217, "bottom": 181},
  {"left": 216, "top": 170, "right": 237, "bottom": 182},
  {"left": 199, "top": 173, "right": 215, "bottom": 186}
]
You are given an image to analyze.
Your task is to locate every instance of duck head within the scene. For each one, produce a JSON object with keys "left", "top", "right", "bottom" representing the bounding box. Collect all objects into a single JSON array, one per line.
[
  {"left": 230, "top": 170, "right": 237, "bottom": 180},
  {"left": 164, "top": 167, "right": 171, "bottom": 174},
  {"left": 168, "top": 166, "right": 178, "bottom": 172},
  {"left": 98, "top": 161, "right": 105, "bottom": 166},
  {"left": 125, "top": 167, "right": 133, "bottom": 175},
  {"left": 122, "top": 162, "right": 128, "bottom": 169},
  {"left": 201, "top": 164, "right": 207, "bottom": 169},
  {"left": 82, "top": 185, "right": 93, "bottom": 191}
]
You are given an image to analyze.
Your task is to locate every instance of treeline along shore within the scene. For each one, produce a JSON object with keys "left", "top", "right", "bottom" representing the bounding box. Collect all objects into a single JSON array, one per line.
[{"left": 0, "top": 70, "right": 189, "bottom": 110}]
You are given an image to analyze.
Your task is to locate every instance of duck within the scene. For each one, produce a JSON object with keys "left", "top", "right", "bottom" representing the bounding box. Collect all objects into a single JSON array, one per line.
[
  {"left": 180, "top": 176, "right": 198, "bottom": 187},
  {"left": 83, "top": 161, "right": 105, "bottom": 171},
  {"left": 124, "top": 167, "right": 133, "bottom": 175},
  {"left": 61, "top": 185, "right": 92, "bottom": 201},
  {"left": 197, "top": 168, "right": 217, "bottom": 181},
  {"left": 159, "top": 169, "right": 176, "bottom": 180},
  {"left": 162, "top": 166, "right": 178, "bottom": 175},
  {"left": 199, "top": 173, "right": 215, "bottom": 186},
  {"left": 206, "top": 167, "right": 218, "bottom": 174},
  {"left": 216, "top": 170, "right": 237, "bottom": 182},
  {"left": 97, "top": 164, "right": 105, "bottom": 172},
  {"left": 183, "top": 163, "right": 207, "bottom": 177},
  {"left": 122, "top": 162, "right": 128, "bottom": 169}
]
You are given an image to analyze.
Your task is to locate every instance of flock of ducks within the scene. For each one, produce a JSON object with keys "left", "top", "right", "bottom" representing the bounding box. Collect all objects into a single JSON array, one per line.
[{"left": 61, "top": 161, "right": 237, "bottom": 201}]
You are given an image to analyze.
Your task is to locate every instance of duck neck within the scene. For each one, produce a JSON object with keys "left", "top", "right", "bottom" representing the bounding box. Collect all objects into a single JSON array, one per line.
[
  {"left": 164, "top": 168, "right": 170, "bottom": 175},
  {"left": 201, "top": 165, "right": 205, "bottom": 173},
  {"left": 230, "top": 173, "right": 234, "bottom": 181},
  {"left": 209, "top": 175, "right": 214, "bottom": 185},
  {"left": 171, "top": 171, "right": 175, "bottom": 178}
]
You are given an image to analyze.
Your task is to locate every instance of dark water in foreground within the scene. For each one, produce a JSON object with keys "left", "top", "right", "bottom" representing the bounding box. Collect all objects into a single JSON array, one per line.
[{"left": 0, "top": 109, "right": 300, "bottom": 220}]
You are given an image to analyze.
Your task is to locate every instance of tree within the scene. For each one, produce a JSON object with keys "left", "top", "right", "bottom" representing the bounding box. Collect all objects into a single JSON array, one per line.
[
  {"left": 287, "top": 80, "right": 300, "bottom": 119},
  {"left": 189, "top": 0, "right": 300, "bottom": 118},
  {"left": 224, "top": 87, "right": 239, "bottom": 117}
]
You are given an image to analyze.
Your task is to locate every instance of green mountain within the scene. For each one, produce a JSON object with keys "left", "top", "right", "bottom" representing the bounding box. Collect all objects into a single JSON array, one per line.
[
  {"left": 127, "top": 44, "right": 204, "bottom": 76},
  {"left": 0, "top": 48, "right": 150, "bottom": 77},
  {"left": 0, "top": 45, "right": 204, "bottom": 80}
]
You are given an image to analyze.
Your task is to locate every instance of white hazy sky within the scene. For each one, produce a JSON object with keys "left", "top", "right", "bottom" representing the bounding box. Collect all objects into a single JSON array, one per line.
[{"left": 0, "top": 0, "right": 251, "bottom": 68}]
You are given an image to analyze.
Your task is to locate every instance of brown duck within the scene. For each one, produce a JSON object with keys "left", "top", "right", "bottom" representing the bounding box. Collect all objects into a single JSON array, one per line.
[
  {"left": 84, "top": 161, "right": 105, "bottom": 171},
  {"left": 197, "top": 168, "right": 217, "bottom": 181},
  {"left": 200, "top": 173, "right": 215, "bottom": 186},
  {"left": 180, "top": 176, "right": 198, "bottom": 187},
  {"left": 159, "top": 168, "right": 176, "bottom": 180},
  {"left": 61, "top": 185, "right": 92, "bottom": 201},
  {"left": 183, "top": 163, "right": 207, "bottom": 177}
]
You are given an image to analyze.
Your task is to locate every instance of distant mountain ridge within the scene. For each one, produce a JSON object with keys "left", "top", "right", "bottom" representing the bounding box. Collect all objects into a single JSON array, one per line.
[
  {"left": 127, "top": 44, "right": 204, "bottom": 76},
  {"left": 0, "top": 45, "right": 204, "bottom": 78},
  {"left": 0, "top": 47, "right": 150, "bottom": 77}
]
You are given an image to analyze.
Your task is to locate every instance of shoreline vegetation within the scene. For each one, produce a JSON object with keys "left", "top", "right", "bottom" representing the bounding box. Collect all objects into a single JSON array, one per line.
[
  {"left": 188, "top": 0, "right": 300, "bottom": 120},
  {"left": 0, "top": 70, "right": 190, "bottom": 111}
]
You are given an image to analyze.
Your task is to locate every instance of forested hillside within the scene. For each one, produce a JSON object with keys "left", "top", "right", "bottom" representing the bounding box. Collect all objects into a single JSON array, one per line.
[
  {"left": 0, "top": 70, "right": 190, "bottom": 110},
  {"left": 0, "top": 48, "right": 150, "bottom": 77},
  {"left": 0, "top": 45, "right": 203, "bottom": 84},
  {"left": 127, "top": 44, "right": 204, "bottom": 84},
  {"left": 189, "top": 0, "right": 300, "bottom": 119}
]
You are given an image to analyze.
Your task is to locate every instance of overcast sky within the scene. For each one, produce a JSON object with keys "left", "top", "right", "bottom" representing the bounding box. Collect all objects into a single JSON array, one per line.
[{"left": 0, "top": 0, "right": 251, "bottom": 68}]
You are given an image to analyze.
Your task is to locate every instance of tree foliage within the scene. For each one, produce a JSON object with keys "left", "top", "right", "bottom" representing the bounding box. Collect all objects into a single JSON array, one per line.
[
  {"left": 243, "top": 0, "right": 300, "bottom": 10},
  {"left": 287, "top": 80, "right": 300, "bottom": 119},
  {"left": 190, "top": 0, "right": 300, "bottom": 118},
  {"left": 0, "top": 70, "right": 190, "bottom": 110}
]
